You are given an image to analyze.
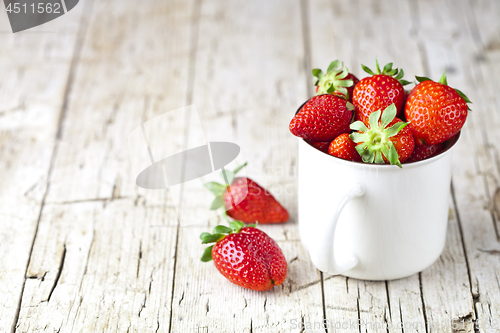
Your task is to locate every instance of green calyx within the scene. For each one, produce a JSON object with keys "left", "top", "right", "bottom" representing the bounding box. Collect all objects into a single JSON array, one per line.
[
  {"left": 203, "top": 162, "right": 247, "bottom": 211},
  {"left": 349, "top": 104, "right": 408, "bottom": 168},
  {"left": 362, "top": 58, "right": 412, "bottom": 86},
  {"left": 312, "top": 60, "right": 354, "bottom": 99},
  {"left": 199, "top": 221, "right": 257, "bottom": 262},
  {"left": 415, "top": 70, "right": 472, "bottom": 111}
]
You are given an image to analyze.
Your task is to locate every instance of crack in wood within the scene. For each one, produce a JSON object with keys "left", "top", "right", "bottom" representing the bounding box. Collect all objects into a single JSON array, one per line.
[
  {"left": 356, "top": 288, "right": 361, "bottom": 333},
  {"left": 179, "top": 291, "right": 185, "bottom": 306},
  {"left": 385, "top": 281, "right": 392, "bottom": 322},
  {"left": 477, "top": 248, "right": 500, "bottom": 255},
  {"left": 47, "top": 243, "right": 67, "bottom": 302},
  {"left": 138, "top": 293, "right": 147, "bottom": 317},
  {"left": 319, "top": 271, "right": 329, "bottom": 333},
  {"left": 419, "top": 273, "right": 429, "bottom": 333},
  {"left": 299, "top": 315, "right": 305, "bottom": 333},
  {"left": 451, "top": 183, "right": 481, "bottom": 333},
  {"left": 136, "top": 241, "right": 142, "bottom": 278}
]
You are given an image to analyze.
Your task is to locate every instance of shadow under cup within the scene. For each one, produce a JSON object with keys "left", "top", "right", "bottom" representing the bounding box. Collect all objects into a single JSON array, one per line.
[{"left": 297, "top": 131, "right": 461, "bottom": 281}]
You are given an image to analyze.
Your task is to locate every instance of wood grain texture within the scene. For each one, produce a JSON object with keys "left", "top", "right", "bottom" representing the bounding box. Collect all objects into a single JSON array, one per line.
[
  {"left": 412, "top": 1, "right": 500, "bottom": 332},
  {"left": 13, "top": 0, "right": 196, "bottom": 331},
  {"left": 2, "top": 0, "right": 500, "bottom": 332},
  {"left": 0, "top": 3, "right": 85, "bottom": 332}
]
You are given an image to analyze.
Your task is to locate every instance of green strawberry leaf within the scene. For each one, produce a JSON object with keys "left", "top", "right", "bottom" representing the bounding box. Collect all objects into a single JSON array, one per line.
[
  {"left": 312, "top": 68, "right": 323, "bottom": 79},
  {"left": 380, "top": 104, "right": 397, "bottom": 128},
  {"left": 213, "top": 225, "right": 232, "bottom": 234},
  {"left": 374, "top": 151, "right": 384, "bottom": 164},
  {"left": 350, "top": 121, "right": 368, "bottom": 133},
  {"left": 368, "top": 110, "right": 382, "bottom": 130},
  {"left": 375, "top": 58, "right": 381, "bottom": 74},
  {"left": 454, "top": 88, "right": 472, "bottom": 105},
  {"left": 246, "top": 223, "right": 258, "bottom": 228},
  {"left": 200, "top": 232, "right": 211, "bottom": 241},
  {"left": 438, "top": 70, "right": 448, "bottom": 85},
  {"left": 201, "top": 245, "right": 214, "bottom": 262},
  {"left": 233, "top": 162, "right": 248, "bottom": 175},
  {"left": 203, "top": 182, "right": 226, "bottom": 196},
  {"left": 210, "top": 196, "right": 224, "bottom": 210},
  {"left": 349, "top": 131, "right": 367, "bottom": 143},
  {"left": 326, "top": 60, "right": 340, "bottom": 73},
  {"left": 201, "top": 233, "right": 225, "bottom": 244},
  {"left": 386, "top": 143, "right": 402, "bottom": 168},
  {"left": 335, "top": 67, "right": 349, "bottom": 79},
  {"left": 383, "top": 62, "right": 393, "bottom": 74},
  {"left": 361, "top": 64, "right": 375, "bottom": 76},
  {"left": 394, "top": 69, "right": 404, "bottom": 80},
  {"left": 385, "top": 122, "right": 408, "bottom": 138},
  {"left": 229, "top": 220, "right": 245, "bottom": 232},
  {"left": 415, "top": 76, "right": 431, "bottom": 83},
  {"left": 220, "top": 169, "right": 234, "bottom": 185},
  {"left": 399, "top": 79, "right": 412, "bottom": 86}
]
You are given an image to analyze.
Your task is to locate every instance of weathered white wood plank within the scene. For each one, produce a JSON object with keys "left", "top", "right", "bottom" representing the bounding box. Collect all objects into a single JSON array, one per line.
[
  {"left": 0, "top": 4, "right": 85, "bottom": 332},
  {"left": 16, "top": 200, "right": 177, "bottom": 332},
  {"left": 14, "top": 0, "right": 197, "bottom": 331},
  {"left": 414, "top": 1, "right": 500, "bottom": 332},
  {"left": 169, "top": 0, "right": 326, "bottom": 332},
  {"left": 44, "top": 0, "right": 195, "bottom": 206}
]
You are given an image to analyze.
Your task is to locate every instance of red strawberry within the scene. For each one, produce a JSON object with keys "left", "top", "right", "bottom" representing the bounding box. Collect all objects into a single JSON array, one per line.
[
  {"left": 205, "top": 163, "right": 289, "bottom": 224},
  {"left": 289, "top": 94, "right": 354, "bottom": 142},
  {"left": 312, "top": 60, "right": 359, "bottom": 102},
  {"left": 350, "top": 104, "right": 415, "bottom": 167},
  {"left": 405, "top": 71, "right": 471, "bottom": 145},
  {"left": 405, "top": 142, "right": 446, "bottom": 163},
  {"left": 307, "top": 140, "right": 331, "bottom": 153},
  {"left": 200, "top": 222, "right": 287, "bottom": 291},
  {"left": 328, "top": 133, "right": 362, "bottom": 162},
  {"left": 352, "top": 59, "right": 411, "bottom": 124}
]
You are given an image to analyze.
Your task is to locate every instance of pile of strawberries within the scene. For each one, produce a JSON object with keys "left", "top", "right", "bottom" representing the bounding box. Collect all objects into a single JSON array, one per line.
[
  {"left": 197, "top": 59, "right": 472, "bottom": 293},
  {"left": 289, "top": 59, "right": 471, "bottom": 167}
]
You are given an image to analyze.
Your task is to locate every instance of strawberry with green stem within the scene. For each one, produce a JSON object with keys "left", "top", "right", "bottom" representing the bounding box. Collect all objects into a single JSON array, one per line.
[
  {"left": 353, "top": 59, "right": 411, "bottom": 124},
  {"left": 405, "top": 71, "right": 471, "bottom": 145},
  {"left": 204, "top": 163, "right": 289, "bottom": 224},
  {"left": 312, "top": 60, "right": 359, "bottom": 102},
  {"left": 350, "top": 103, "right": 415, "bottom": 167},
  {"left": 200, "top": 221, "right": 287, "bottom": 291}
]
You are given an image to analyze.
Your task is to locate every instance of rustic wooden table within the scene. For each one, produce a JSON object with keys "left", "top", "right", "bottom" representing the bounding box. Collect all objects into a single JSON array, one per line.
[{"left": 1, "top": 0, "right": 500, "bottom": 332}]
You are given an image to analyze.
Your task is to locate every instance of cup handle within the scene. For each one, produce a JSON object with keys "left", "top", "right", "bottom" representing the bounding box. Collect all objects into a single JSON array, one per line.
[{"left": 308, "top": 183, "right": 365, "bottom": 275}]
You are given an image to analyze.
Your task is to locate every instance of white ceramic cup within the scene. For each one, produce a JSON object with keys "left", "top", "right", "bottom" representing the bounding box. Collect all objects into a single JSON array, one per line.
[{"left": 298, "top": 133, "right": 460, "bottom": 281}]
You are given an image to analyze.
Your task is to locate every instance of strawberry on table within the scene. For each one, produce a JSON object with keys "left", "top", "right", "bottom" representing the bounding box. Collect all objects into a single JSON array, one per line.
[
  {"left": 289, "top": 94, "right": 354, "bottom": 142},
  {"left": 200, "top": 221, "right": 287, "bottom": 291},
  {"left": 353, "top": 59, "right": 411, "bottom": 124},
  {"left": 405, "top": 142, "right": 446, "bottom": 163},
  {"left": 328, "top": 133, "right": 362, "bottom": 162},
  {"left": 205, "top": 163, "right": 289, "bottom": 224},
  {"left": 405, "top": 71, "right": 471, "bottom": 145},
  {"left": 350, "top": 104, "right": 415, "bottom": 167},
  {"left": 312, "top": 60, "right": 359, "bottom": 102}
]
